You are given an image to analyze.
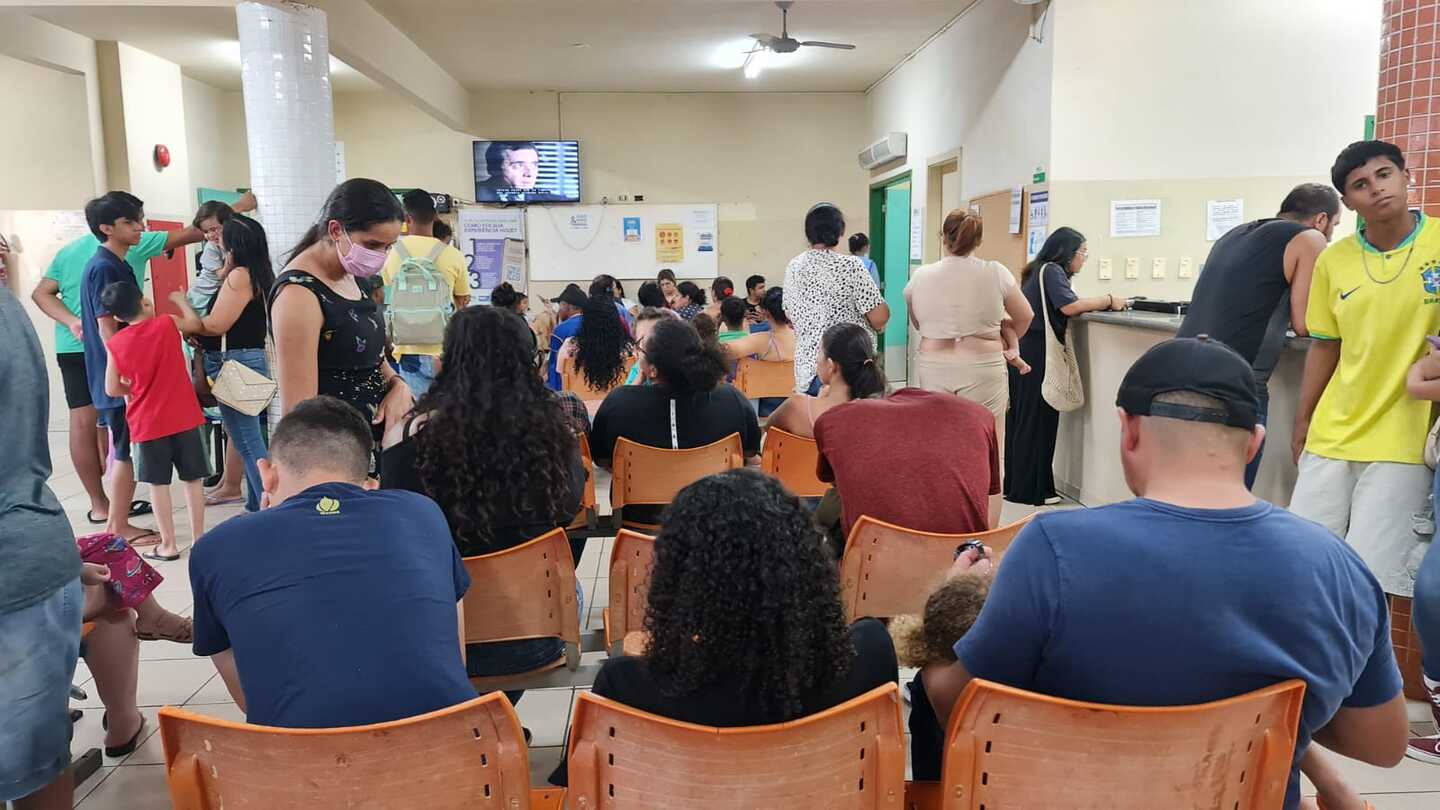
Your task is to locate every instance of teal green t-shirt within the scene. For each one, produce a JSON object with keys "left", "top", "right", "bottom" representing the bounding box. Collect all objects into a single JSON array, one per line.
[{"left": 44, "top": 231, "right": 169, "bottom": 354}]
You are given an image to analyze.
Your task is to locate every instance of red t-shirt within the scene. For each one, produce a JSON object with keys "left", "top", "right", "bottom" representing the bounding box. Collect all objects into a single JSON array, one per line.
[
  {"left": 107, "top": 316, "right": 204, "bottom": 442},
  {"left": 814, "top": 388, "right": 999, "bottom": 535}
]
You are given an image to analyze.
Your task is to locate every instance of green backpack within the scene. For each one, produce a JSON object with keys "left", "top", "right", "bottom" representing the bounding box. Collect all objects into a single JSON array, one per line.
[{"left": 385, "top": 240, "right": 454, "bottom": 346}]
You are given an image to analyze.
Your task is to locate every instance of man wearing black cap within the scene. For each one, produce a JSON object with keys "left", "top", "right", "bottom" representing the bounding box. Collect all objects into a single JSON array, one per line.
[
  {"left": 921, "top": 337, "right": 1407, "bottom": 810},
  {"left": 545, "top": 283, "right": 588, "bottom": 390}
]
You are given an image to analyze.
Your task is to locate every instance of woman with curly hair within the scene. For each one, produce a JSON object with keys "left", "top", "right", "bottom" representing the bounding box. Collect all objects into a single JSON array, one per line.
[
  {"left": 379, "top": 306, "right": 586, "bottom": 687},
  {"left": 550, "top": 469, "right": 897, "bottom": 785},
  {"left": 558, "top": 278, "right": 634, "bottom": 403}
]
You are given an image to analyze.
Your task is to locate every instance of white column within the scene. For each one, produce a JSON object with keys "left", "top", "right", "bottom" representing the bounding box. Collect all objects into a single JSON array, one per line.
[{"left": 236, "top": 0, "right": 335, "bottom": 267}]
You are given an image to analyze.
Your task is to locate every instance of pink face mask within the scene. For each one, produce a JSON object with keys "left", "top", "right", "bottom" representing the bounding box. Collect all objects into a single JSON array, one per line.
[{"left": 335, "top": 233, "right": 387, "bottom": 278}]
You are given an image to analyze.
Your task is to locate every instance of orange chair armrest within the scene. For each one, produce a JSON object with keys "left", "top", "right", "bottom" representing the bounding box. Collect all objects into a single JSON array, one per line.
[{"left": 530, "top": 787, "right": 567, "bottom": 810}]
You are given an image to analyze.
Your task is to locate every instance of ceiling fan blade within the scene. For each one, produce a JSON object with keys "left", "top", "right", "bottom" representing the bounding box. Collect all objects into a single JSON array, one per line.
[
  {"left": 801, "top": 41, "right": 857, "bottom": 50},
  {"left": 750, "top": 33, "right": 781, "bottom": 45}
]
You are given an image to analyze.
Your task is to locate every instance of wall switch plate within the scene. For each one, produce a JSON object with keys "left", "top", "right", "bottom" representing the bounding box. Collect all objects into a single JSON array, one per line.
[
  {"left": 1151, "top": 257, "right": 1167, "bottom": 279},
  {"left": 1178, "top": 257, "right": 1193, "bottom": 278},
  {"left": 1097, "top": 258, "right": 1113, "bottom": 280},
  {"left": 1125, "top": 257, "right": 1139, "bottom": 279}
]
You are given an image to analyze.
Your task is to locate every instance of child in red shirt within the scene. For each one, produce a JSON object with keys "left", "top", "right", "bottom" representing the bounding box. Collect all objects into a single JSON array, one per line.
[{"left": 101, "top": 282, "right": 206, "bottom": 561}]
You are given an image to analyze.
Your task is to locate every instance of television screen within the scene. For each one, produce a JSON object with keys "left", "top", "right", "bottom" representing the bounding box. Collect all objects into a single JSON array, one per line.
[{"left": 473, "top": 140, "right": 580, "bottom": 204}]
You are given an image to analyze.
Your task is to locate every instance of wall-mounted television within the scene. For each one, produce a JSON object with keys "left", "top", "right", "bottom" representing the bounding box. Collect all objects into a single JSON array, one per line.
[{"left": 473, "top": 140, "right": 580, "bottom": 204}]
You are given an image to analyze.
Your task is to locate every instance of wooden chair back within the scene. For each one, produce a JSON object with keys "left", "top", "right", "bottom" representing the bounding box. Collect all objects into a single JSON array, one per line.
[
  {"left": 734, "top": 357, "right": 796, "bottom": 399},
  {"left": 610, "top": 434, "right": 744, "bottom": 527},
  {"left": 568, "top": 433, "right": 597, "bottom": 532},
  {"left": 159, "top": 693, "right": 565, "bottom": 810},
  {"left": 760, "top": 427, "right": 828, "bottom": 498},
  {"left": 562, "top": 354, "right": 635, "bottom": 402},
  {"left": 461, "top": 528, "right": 580, "bottom": 664},
  {"left": 927, "top": 678, "right": 1304, "bottom": 810},
  {"left": 604, "top": 529, "right": 657, "bottom": 655},
  {"left": 567, "top": 684, "right": 905, "bottom": 809},
  {"left": 839, "top": 514, "right": 1034, "bottom": 622}
]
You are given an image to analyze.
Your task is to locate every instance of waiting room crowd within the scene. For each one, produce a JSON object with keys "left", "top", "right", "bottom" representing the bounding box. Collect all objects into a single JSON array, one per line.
[{"left": 4, "top": 138, "right": 1440, "bottom": 810}]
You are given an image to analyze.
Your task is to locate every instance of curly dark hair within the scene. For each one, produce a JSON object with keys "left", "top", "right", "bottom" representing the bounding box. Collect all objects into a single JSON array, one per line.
[
  {"left": 645, "top": 318, "right": 727, "bottom": 394},
  {"left": 413, "top": 307, "right": 577, "bottom": 556},
  {"left": 574, "top": 288, "right": 632, "bottom": 390},
  {"left": 642, "top": 469, "right": 854, "bottom": 720}
]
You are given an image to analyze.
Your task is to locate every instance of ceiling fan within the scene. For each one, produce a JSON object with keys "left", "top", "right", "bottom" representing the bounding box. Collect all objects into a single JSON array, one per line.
[{"left": 750, "top": 1, "right": 856, "bottom": 55}]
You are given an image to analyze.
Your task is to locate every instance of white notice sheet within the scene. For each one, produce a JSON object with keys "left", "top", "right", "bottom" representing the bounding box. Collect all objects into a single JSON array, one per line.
[{"left": 1110, "top": 199, "right": 1162, "bottom": 238}]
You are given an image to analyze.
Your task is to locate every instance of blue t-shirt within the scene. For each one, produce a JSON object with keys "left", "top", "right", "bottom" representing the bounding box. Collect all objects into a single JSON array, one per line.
[
  {"left": 955, "top": 499, "right": 1401, "bottom": 810},
  {"left": 547, "top": 313, "right": 583, "bottom": 390},
  {"left": 80, "top": 245, "right": 139, "bottom": 411},
  {"left": 190, "top": 482, "right": 476, "bottom": 729},
  {"left": 857, "top": 255, "right": 881, "bottom": 287}
]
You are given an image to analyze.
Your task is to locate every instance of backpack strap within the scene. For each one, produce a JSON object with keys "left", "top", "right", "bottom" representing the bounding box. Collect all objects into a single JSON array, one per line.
[
  {"left": 425, "top": 240, "right": 446, "bottom": 262},
  {"left": 394, "top": 240, "right": 413, "bottom": 261}
]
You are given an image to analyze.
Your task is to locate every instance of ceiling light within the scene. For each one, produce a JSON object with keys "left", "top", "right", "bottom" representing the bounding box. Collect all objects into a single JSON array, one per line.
[{"left": 743, "top": 47, "right": 769, "bottom": 79}]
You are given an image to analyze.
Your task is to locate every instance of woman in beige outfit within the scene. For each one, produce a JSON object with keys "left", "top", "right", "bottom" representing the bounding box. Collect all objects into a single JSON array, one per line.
[{"left": 904, "top": 210, "right": 1033, "bottom": 468}]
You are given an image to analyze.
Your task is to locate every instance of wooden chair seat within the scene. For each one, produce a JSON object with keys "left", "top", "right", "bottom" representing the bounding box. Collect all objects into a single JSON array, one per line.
[
  {"left": 610, "top": 434, "right": 743, "bottom": 530},
  {"left": 759, "top": 426, "right": 828, "bottom": 498},
  {"left": 734, "top": 357, "right": 796, "bottom": 399}
]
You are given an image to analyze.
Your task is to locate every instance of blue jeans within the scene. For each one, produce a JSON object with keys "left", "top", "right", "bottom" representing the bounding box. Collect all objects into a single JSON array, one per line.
[
  {"left": 399, "top": 354, "right": 437, "bottom": 398},
  {"left": 1244, "top": 388, "right": 1269, "bottom": 490},
  {"left": 0, "top": 579, "right": 81, "bottom": 801},
  {"left": 204, "top": 348, "right": 270, "bottom": 513},
  {"left": 1418, "top": 474, "right": 1440, "bottom": 680}
]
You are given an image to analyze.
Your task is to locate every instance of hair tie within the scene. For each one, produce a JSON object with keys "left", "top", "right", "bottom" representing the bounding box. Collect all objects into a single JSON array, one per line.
[
  {"left": 723, "top": 287, "right": 733, "bottom": 297},
  {"left": 863, "top": 358, "right": 876, "bottom": 367}
]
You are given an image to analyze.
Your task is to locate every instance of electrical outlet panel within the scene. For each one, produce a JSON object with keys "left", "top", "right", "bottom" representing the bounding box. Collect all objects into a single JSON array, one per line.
[
  {"left": 1178, "top": 257, "right": 1193, "bottom": 278},
  {"left": 1125, "top": 257, "right": 1139, "bottom": 279},
  {"left": 1152, "top": 257, "right": 1167, "bottom": 279},
  {"left": 1097, "top": 258, "right": 1113, "bottom": 280}
]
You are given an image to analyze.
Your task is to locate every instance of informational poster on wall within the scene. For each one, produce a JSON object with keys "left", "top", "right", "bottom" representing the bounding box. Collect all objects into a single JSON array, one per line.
[
  {"left": 656, "top": 223, "right": 684, "bottom": 262},
  {"left": 1110, "top": 199, "right": 1162, "bottom": 238},
  {"left": 910, "top": 206, "right": 924, "bottom": 262},
  {"left": 458, "top": 207, "right": 525, "bottom": 304},
  {"left": 1026, "top": 190, "right": 1049, "bottom": 261},
  {"left": 1009, "top": 186, "right": 1023, "bottom": 234},
  {"left": 623, "top": 216, "right": 642, "bottom": 243},
  {"left": 1205, "top": 199, "right": 1244, "bottom": 241},
  {"left": 501, "top": 238, "right": 525, "bottom": 287}
]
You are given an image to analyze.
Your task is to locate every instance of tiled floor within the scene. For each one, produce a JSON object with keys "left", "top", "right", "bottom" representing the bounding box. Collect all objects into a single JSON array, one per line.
[{"left": 43, "top": 431, "right": 1440, "bottom": 808}]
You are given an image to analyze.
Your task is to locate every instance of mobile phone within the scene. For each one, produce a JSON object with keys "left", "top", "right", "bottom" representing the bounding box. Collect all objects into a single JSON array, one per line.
[{"left": 954, "top": 539, "right": 986, "bottom": 560}]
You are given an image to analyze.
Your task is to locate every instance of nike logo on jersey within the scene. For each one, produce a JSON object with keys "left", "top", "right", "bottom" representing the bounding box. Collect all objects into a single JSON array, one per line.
[{"left": 1339, "top": 286, "right": 1361, "bottom": 300}]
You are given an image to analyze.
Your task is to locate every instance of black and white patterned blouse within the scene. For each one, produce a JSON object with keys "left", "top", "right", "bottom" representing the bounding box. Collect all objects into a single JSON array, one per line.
[{"left": 782, "top": 249, "right": 885, "bottom": 392}]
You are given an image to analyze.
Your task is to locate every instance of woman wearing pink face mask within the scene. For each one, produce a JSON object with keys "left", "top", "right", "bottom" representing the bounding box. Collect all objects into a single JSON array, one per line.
[{"left": 270, "top": 178, "right": 411, "bottom": 444}]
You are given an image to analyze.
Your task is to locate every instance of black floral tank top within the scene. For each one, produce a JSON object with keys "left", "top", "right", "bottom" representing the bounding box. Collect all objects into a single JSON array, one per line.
[{"left": 270, "top": 269, "right": 387, "bottom": 417}]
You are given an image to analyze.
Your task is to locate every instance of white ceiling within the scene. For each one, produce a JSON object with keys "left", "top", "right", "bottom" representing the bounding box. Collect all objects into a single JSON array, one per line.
[
  {"left": 367, "top": 0, "right": 970, "bottom": 92},
  {"left": 29, "top": 6, "right": 378, "bottom": 91}
]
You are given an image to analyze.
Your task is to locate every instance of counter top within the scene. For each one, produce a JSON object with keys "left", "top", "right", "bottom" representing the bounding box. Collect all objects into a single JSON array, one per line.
[{"left": 1078, "top": 310, "right": 1311, "bottom": 349}]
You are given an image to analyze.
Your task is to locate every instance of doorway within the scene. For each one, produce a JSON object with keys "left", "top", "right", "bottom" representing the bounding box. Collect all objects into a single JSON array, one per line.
[{"left": 868, "top": 174, "right": 912, "bottom": 384}]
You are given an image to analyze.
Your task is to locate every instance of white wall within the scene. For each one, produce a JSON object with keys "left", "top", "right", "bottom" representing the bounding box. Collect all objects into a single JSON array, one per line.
[
  {"left": 0, "top": 53, "right": 96, "bottom": 210},
  {"left": 111, "top": 42, "right": 193, "bottom": 218},
  {"left": 183, "top": 76, "right": 250, "bottom": 193},
  {"left": 865, "top": 0, "right": 1052, "bottom": 218}
]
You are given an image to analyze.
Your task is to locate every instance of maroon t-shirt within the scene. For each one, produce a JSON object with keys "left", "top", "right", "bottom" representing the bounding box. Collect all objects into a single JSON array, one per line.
[
  {"left": 814, "top": 388, "right": 999, "bottom": 535},
  {"left": 107, "top": 316, "right": 204, "bottom": 442}
]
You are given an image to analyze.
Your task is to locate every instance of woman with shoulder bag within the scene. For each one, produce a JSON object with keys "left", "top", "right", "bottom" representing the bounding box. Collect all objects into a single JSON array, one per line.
[
  {"left": 1005, "top": 227, "right": 1124, "bottom": 506},
  {"left": 170, "top": 214, "right": 275, "bottom": 513}
]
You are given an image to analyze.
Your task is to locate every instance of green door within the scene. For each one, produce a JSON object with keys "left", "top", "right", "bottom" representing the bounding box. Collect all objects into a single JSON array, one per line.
[{"left": 881, "top": 182, "right": 911, "bottom": 382}]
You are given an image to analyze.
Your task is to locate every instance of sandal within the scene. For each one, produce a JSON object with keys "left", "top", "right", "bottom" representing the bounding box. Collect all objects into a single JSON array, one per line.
[
  {"left": 136, "top": 613, "right": 193, "bottom": 644},
  {"left": 123, "top": 529, "right": 160, "bottom": 547},
  {"left": 204, "top": 492, "right": 243, "bottom": 506},
  {"left": 129, "top": 500, "right": 152, "bottom": 517},
  {"left": 85, "top": 510, "right": 107, "bottom": 525},
  {"left": 104, "top": 715, "right": 146, "bottom": 759},
  {"left": 142, "top": 548, "right": 181, "bottom": 562}
]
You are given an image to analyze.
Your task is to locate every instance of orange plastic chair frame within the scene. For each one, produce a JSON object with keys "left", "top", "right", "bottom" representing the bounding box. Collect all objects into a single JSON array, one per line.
[
  {"left": 569, "top": 433, "right": 598, "bottom": 533},
  {"left": 602, "top": 529, "right": 657, "bottom": 656},
  {"left": 461, "top": 528, "right": 581, "bottom": 687},
  {"left": 562, "top": 353, "right": 636, "bottom": 401},
  {"left": 734, "top": 356, "right": 797, "bottom": 400},
  {"left": 839, "top": 514, "right": 1034, "bottom": 623},
  {"left": 904, "top": 678, "right": 1305, "bottom": 810},
  {"left": 760, "top": 426, "right": 829, "bottom": 498},
  {"left": 159, "top": 692, "right": 565, "bottom": 810},
  {"left": 568, "top": 683, "right": 906, "bottom": 809},
  {"left": 610, "top": 433, "right": 744, "bottom": 530}
]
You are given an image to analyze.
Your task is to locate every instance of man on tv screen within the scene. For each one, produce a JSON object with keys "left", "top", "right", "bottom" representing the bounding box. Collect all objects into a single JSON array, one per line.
[{"left": 478, "top": 141, "right": 567, "bottom": 203}]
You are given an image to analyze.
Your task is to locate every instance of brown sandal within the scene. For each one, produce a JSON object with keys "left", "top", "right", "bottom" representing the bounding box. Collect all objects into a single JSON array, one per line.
[{"left": 135, "top": 612, "right": 193, "bottom": 644}]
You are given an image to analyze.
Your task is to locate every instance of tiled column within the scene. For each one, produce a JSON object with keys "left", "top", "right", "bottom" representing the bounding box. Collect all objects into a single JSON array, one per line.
[
  {"left": 236, "top": 0, "right": 335, "bottom": 266},
  {"left": 1377, "top": 0, "right": 1440, "bottom": 209}
]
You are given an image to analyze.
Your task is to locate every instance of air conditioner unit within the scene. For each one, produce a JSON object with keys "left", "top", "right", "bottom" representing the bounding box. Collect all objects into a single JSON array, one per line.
[{"left": 858, "top": 132, "right": 907, "bottom": 170}]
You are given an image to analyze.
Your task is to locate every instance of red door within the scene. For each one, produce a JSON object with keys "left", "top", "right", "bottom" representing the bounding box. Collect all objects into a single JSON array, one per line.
[{"left": 146, "top": 219, "right": 189, "bottom": 319}]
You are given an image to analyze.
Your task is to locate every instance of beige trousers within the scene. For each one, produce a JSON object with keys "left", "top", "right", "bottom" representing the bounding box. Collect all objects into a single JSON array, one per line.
[{"left": 916, "top": 352, "right": 1009, "bottom": 470}]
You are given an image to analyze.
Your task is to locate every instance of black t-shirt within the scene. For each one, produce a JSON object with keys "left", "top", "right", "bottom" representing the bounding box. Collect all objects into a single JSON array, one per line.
[
  {"left": 379, "top": 425, "right": 587, "bottom": 557},
  {"left": 550, "top": 618, "right": 898, "bottom": 785},
  {"left": 590, "top": 383, "right": 762, "bottom": 465},
  {"left": 1022, "top": 263, "right": 1081, "bottom": 342}
]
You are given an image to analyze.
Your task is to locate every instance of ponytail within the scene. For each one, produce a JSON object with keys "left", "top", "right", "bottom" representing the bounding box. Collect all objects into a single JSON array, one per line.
[
  {"left": 645, "top": 317, "right": 727, "bottom": 394},
  {"left": 941, "top": 209, "right": 983, "bottom": 257},
  {"left": 285, "top": 178, "right": 403, "bottom": 265},
  {"left": 821, "top": 322, "right": 886, "bottom": 400}
]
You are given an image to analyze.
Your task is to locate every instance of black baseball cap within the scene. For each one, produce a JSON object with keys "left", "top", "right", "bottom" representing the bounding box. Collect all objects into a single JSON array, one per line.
[
  {"left": 556, "top": 284, "right": 587, "bottom": 308},
  {"left": 1116, "top": 336, "right": 1260, "bottom": 429}
]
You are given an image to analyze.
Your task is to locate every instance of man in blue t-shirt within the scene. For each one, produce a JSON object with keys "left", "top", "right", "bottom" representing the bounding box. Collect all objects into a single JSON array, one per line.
[
  {"left": 924, "top": 337, "right": 1408, "bottom": 810},
  {"left": 546, "top": 283, "right": 588, "bottom": 390},
  {"left": 190, "top": 396, "right": 476, "bottom": 728}
]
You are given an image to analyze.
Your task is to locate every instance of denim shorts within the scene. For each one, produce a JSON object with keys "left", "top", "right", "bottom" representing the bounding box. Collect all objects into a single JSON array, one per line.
[{"left": 0, "top": 579, "right": 82, "bottom": 801}]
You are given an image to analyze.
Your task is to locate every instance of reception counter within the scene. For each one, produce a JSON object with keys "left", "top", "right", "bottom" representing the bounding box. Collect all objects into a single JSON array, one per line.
[{"left": 1051, "top": 311, "right": 1308, "bottom": 508}]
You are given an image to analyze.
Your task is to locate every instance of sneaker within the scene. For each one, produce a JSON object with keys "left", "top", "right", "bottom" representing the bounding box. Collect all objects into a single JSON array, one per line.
[
  {"left": 1408, "top": 733, "right": 1440, "bottom": 765},
  {"left": 1424, "top": 675, "right": 1440, "bottom": 732},
  {"left": 1043, "top": 495, "right": 1062, "bottom": 506}
]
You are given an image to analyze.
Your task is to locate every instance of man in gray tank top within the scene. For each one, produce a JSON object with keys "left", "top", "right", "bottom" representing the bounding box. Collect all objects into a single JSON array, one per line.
[{"left": 1178, "top": 184, "right": 1338, "bottom": 487}]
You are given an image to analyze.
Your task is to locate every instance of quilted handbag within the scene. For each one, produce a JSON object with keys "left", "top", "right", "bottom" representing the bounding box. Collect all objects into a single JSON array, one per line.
[{"left": 209, "top": 333, "right": 277, "bottom": 417}]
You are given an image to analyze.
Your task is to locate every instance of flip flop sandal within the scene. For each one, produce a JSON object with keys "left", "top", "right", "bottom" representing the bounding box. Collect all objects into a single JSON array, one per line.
[
  {"left": 85, "top": 510, "right": 107, "bottom": 525},
  {"left": 104, "top": 715, "right": 146, "bottom": 759},
  {"left": 142, "top": 548, "right": 181, "bottom": 562},
  {"left": 136, "top": 614, "right": 193, "bottom": 644},
  {"left": 123, "top": 529, "right": 160, "bottom": 547},
  {"left": 204, "top": 492, "right": 244, "bottom": 506},
  {"left": 129, "top": 500, "right": 152, "bottom": 517}
]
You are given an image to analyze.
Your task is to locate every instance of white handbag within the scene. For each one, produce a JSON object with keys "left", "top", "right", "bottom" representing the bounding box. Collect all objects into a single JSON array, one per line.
[
  {"left": 209, "top": 332, "right": 277, "bottom": 417},
  {"left": 1038, "top": 263, "right": 1085, "bottom": 413}
]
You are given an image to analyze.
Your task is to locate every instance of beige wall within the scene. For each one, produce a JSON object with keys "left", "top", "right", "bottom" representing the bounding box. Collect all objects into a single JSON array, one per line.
[
  {"left": 106, "top": 42, "right": 194, "bottom": 218},
  {"left": 183, "top": 76, "right": 250, "bottom": 193},
  {"left": 0, "top": 53, "right": 96, "bottom": 210}
]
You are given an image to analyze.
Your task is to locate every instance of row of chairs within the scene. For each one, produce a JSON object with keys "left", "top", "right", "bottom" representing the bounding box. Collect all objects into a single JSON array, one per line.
[
  {"left": 562, "top": 356, "right": 796, "bottom": 403},
  {"left": 158, "top": 675, "right": 1304, "bottom": 809}
]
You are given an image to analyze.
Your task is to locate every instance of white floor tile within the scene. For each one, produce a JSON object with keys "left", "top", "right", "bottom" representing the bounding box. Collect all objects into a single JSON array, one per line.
[
  {"left": 513, "top": 688, "right": 575, "bottom": 748},
  {"left": 74, "top": 763, "right": 169, "bottom": 809},
  {"left": 72, "top": 765, "right": 114, "bottom": 805}
]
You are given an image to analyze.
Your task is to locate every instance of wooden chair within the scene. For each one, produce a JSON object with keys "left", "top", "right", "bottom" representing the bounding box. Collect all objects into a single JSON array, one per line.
[
  {"left": 601, "top": 529, "right": 657, "bottom": 657},
  {"left": 610, "top": 433, "right": 744, "bottom": 531},
  {"left": 760, "top": 426, "right": 828, "bottom": 498},
  {"left": 734, "top": 356, "right": 796, "bottom": 399},
  {"left": 903, "top": 678, "right": 1305, "bottom": 810},
  {"left": 839, "top": 514, "right": 1035, "bottom": 623},
  {"left": 568, "top": 683, "right": 905, "bottom": 809},
  {"left": 567, "top": 433, "right": 598, "bottom": 535},
  {"left": 562, "top": 353, "right": 636, "bottom": 402},
  {"left": 461, "top": 528, "right": 602, "bottom": 691},
  {"left": 159, "top": 692, "right": 565, "bottom": 810}
]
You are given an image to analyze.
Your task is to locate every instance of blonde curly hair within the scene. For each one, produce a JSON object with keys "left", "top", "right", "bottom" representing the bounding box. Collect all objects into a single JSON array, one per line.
[{"left": 890, "top": 575, "right": 991, "bottom": 668}]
